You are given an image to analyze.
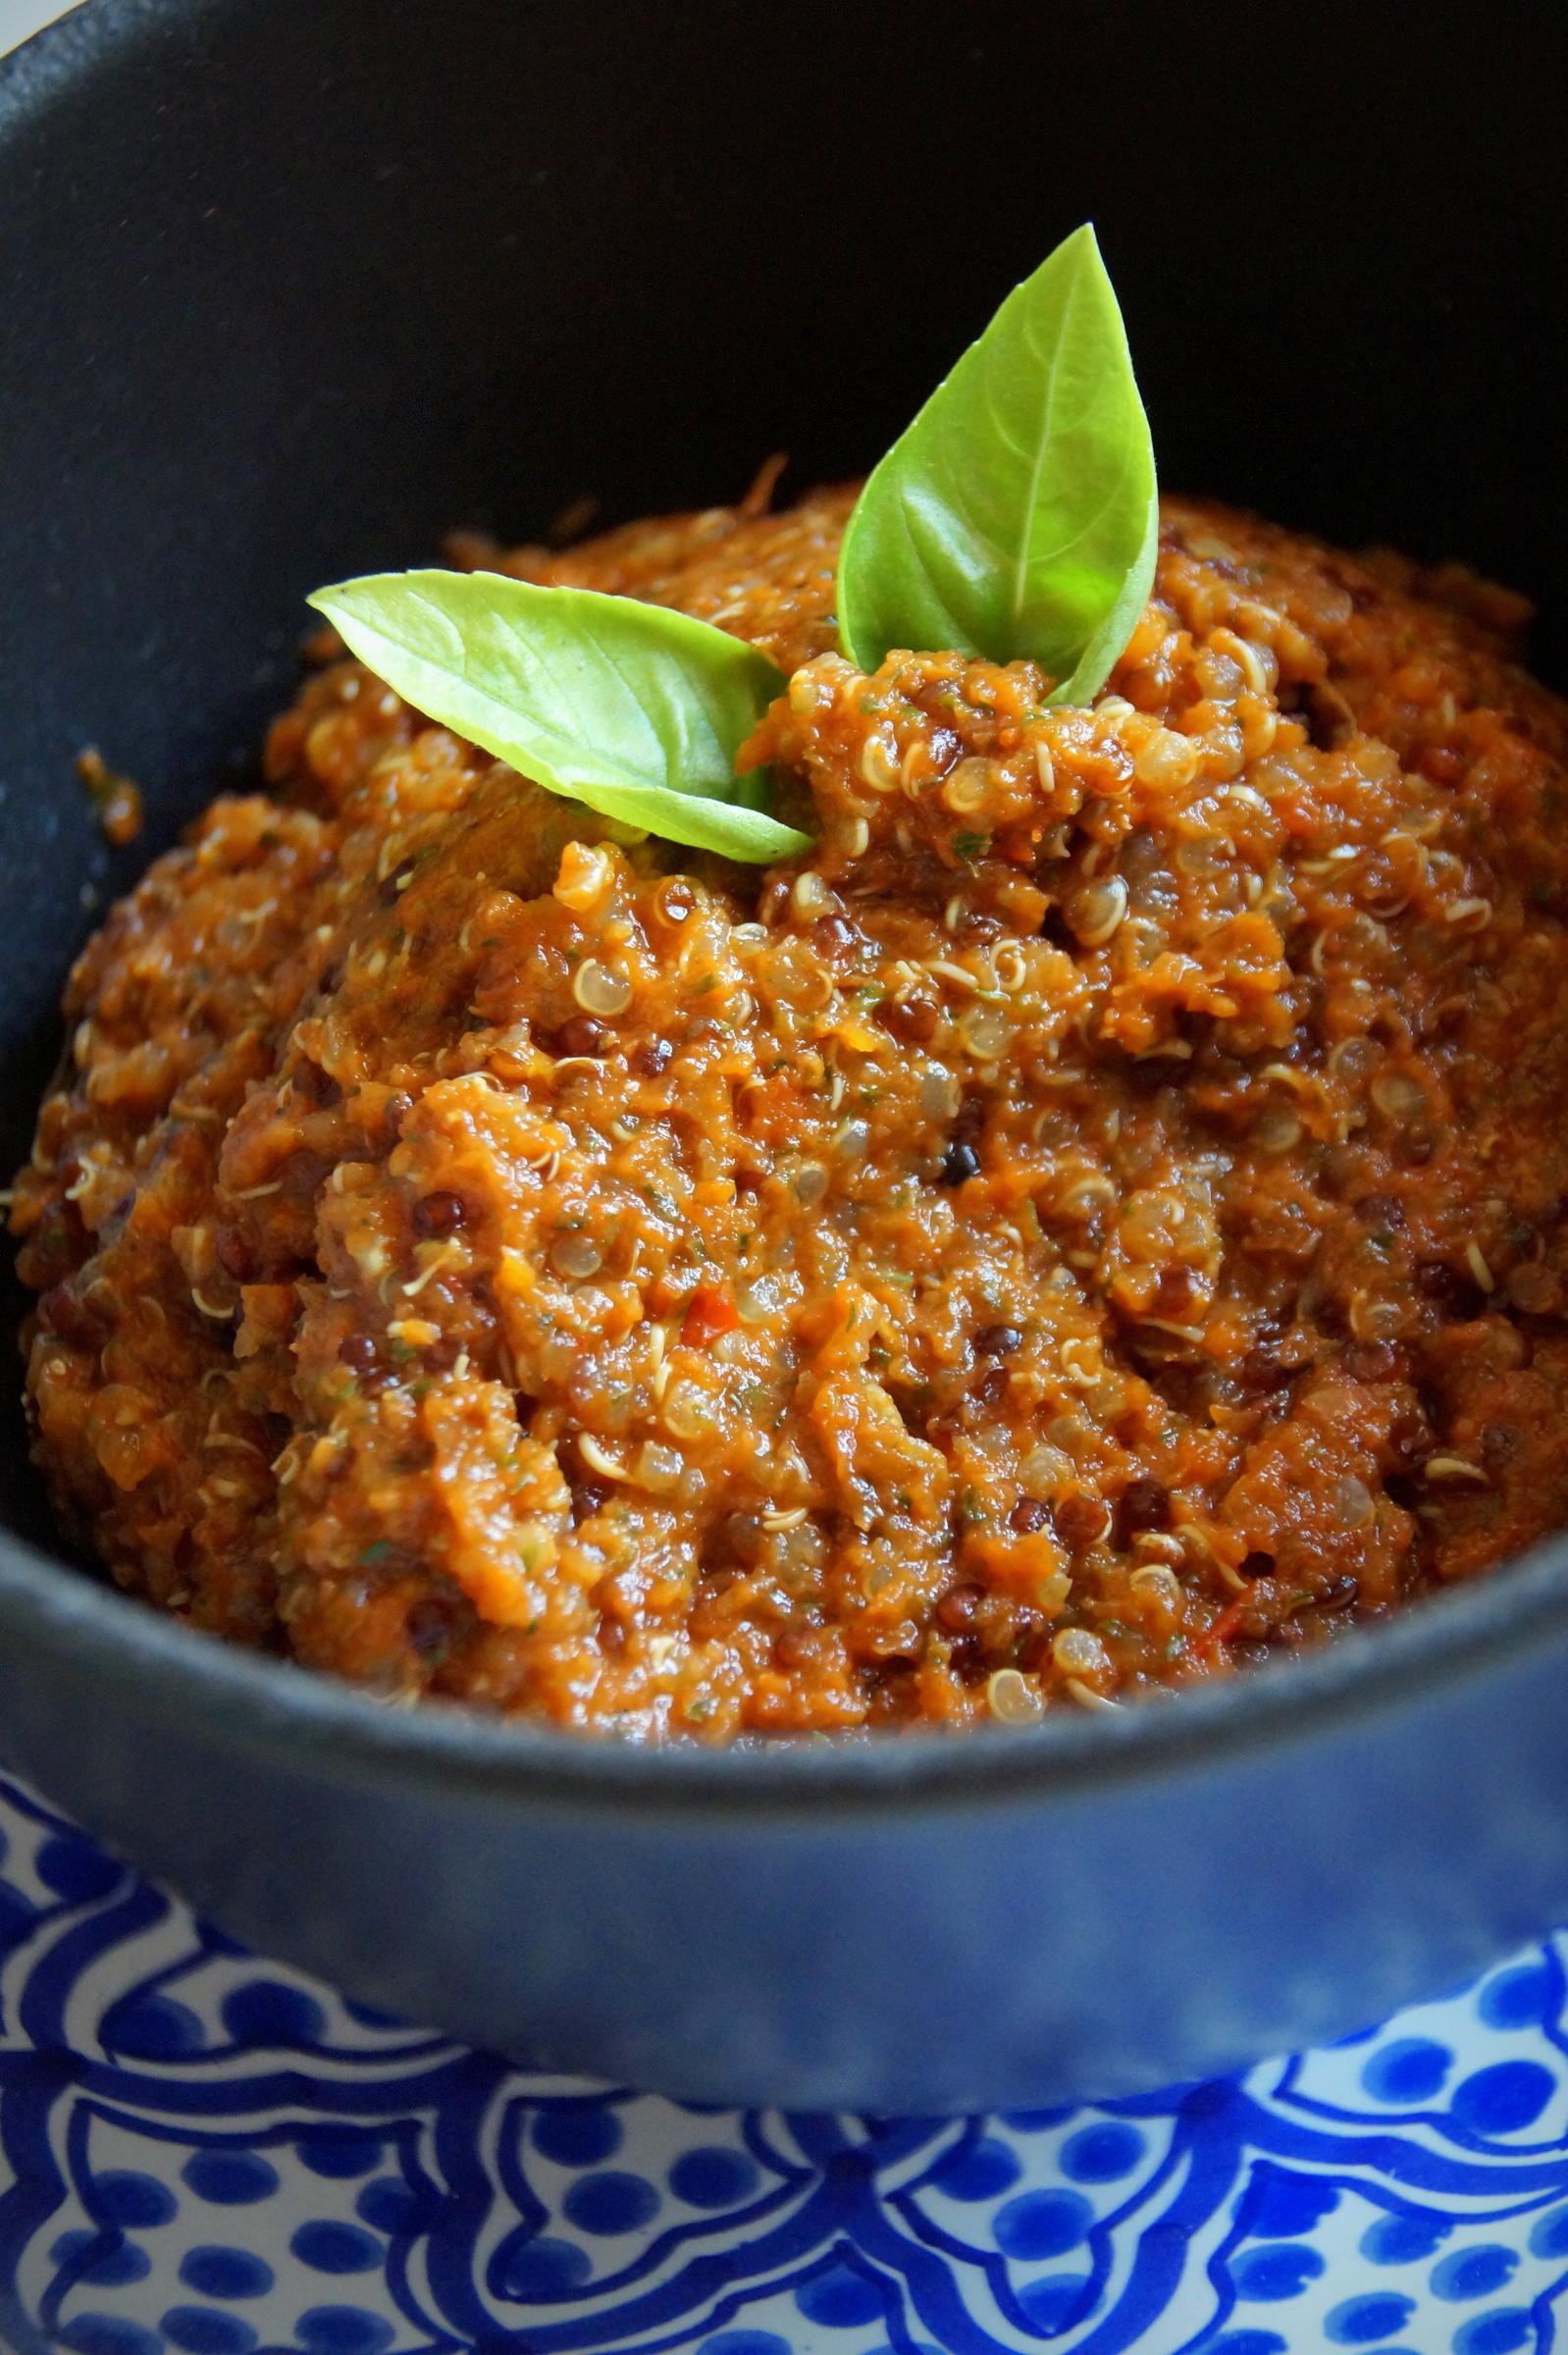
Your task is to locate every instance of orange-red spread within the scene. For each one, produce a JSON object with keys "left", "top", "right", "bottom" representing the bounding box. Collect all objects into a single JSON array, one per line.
[{"left": 13, "top": 488, "right": 1568, "bottom": 1737}]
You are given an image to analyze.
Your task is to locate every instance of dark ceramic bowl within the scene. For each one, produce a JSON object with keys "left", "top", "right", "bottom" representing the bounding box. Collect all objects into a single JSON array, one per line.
[{"left": 2, "top": 0, "right": 1567, "bottom": 2115}]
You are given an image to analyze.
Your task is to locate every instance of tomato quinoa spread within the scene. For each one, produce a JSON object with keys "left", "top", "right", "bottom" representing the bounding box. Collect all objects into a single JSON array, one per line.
[{"left": 13, "top": 488, "right": 1568, "bottom": 1737}]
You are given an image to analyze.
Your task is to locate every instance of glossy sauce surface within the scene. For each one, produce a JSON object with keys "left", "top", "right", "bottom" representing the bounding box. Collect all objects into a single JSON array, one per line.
[{"left": 14, "top": 488, "right": 1568, "bottom": 1736}]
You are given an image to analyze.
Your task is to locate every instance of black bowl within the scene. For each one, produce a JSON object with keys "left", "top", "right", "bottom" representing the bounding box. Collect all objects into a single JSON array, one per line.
[{"left": 3, "top": 0, "right": 1568, "bottom": 2114}]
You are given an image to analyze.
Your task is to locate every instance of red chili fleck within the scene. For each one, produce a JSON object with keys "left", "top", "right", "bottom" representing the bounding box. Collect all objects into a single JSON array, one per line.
[{"left": 681, "top": 1286, "right": 741, "bottom": 1349}]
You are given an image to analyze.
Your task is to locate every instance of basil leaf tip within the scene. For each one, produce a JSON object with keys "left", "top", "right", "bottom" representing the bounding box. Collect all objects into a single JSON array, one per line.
[
  {"left": 836, "top": 222, "right": 1158, "bottom": 704},
  {"left": 306, "top": 569, "right": 811, "bottom": 864}
]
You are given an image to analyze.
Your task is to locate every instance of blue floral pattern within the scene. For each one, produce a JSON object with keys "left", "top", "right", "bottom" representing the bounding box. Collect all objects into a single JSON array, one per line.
[{"left": 4, "top": 1767, "right": 1568, "bottom": 2353}]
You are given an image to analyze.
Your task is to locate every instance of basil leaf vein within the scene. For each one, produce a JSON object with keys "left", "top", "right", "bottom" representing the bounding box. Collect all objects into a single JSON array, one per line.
[
  {"left": 836, "top": 223, "right": 1158, "bottom": 704},
  {"left": 307, "top": 570, "right": 810, "bottom": 864}
]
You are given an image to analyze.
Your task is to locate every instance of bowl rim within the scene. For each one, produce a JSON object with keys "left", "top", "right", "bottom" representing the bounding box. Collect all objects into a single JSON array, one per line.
[
  {"left": 0, "top": 0, "right": 109, "bottom": 112},
  {"left": 6, "top": 1517, "right": 1568, "bottom": 1816},
  {"left": 5, "top": 0, "right": 1568, "bottom": 1823}
]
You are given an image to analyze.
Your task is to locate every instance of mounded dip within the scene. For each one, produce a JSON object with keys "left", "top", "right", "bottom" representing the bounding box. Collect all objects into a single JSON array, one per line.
[{"left": 13, "top": 488, "right": 1568, "bottom": 1737}]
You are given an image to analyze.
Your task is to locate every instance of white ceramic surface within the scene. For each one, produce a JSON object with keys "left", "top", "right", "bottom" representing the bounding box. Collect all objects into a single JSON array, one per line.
[{"left": 0, "top": 2, "right": 73, "bottom": 57}]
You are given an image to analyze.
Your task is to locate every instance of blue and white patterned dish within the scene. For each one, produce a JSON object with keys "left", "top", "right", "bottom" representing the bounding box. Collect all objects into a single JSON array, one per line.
[{"left": 3, "top": 1769, "right": 1568, "bottom": 2353}]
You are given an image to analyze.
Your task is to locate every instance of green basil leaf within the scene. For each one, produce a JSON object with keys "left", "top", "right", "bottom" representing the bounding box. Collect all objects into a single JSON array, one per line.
[
  {"left": 836, "top": 223, "right": 1158, "bottom": 703},
  {"left": 306, "top": 570, "right": 811, "bottom": 863}
]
